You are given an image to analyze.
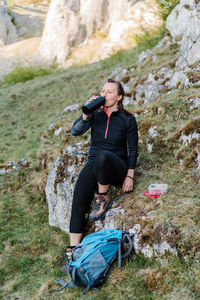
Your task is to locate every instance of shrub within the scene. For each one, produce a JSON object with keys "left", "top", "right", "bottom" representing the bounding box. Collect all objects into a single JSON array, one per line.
[{"left": 4, "top": 66, "right": 53, "bottom": 84}]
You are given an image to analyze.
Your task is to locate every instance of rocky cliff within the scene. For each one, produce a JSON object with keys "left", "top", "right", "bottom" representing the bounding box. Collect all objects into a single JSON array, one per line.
[
  {"left": 166, "top": 0, "right": 200, "bottom": 67},
  {"left": 38, "top": 0, "right": 162, "bottom": 65},
  {"left": 0, "top": 4, "right": 43, "bottom": 45}
]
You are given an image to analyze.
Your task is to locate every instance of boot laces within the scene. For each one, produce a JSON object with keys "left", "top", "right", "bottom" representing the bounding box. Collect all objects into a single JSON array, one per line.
[{"left": 93, "top": 195, "right": 105, "bottom": 212}]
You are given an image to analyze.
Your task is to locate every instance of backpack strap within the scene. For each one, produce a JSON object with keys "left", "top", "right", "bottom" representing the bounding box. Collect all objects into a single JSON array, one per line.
[
  {"left": 118, "top": 240, "right": 122, "bottom": 268},
  {"left": 56, "top": 278, "right": 77, "bottom": 290}
]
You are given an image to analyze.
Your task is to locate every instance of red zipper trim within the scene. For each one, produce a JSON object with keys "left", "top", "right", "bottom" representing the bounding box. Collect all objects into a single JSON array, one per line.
[{"left": 104, "top": 109, "right": 110, "bottom": 139}]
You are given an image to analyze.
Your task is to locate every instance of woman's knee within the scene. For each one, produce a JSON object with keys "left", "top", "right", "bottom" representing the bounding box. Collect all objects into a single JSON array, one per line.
[{"left": 94, "top": 150, "right": 111, "bottom": 168}]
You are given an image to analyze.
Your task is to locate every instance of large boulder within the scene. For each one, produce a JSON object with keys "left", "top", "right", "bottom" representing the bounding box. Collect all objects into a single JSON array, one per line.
[
  {"left": 45, "top": 143, "right": 88, "bottom": 232},
  {"left": 166, "top": 0, "right": 200, "bottom": 67}
]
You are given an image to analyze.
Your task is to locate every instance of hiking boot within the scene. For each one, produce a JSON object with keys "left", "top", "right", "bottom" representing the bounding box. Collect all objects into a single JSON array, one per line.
[{"left": 89, "top": 192, "right": 113, "bottom": 221}]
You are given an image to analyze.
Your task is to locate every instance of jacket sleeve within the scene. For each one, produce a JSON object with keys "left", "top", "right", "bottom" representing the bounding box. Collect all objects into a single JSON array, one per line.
[
  {"left": 126, "top": 115, "right": 138, "bottom": 169},
  {"left": 70, "top": 115, "right": 91, "bottom": 136}
]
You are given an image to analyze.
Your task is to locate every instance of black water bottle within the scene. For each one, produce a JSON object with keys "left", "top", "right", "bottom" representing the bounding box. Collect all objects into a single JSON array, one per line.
[{"left": 82, "top": 96, "right": 106, "bottom": 115}]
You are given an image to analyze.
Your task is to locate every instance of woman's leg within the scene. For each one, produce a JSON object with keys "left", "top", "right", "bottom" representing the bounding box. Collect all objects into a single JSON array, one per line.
[
  {"left": 94, "top": 150, "right": 127, "bottom": 186},
  {"left": 89, "top": 151, "right": 127, "bottom": 221},
  {"left": 69, "top": 163, "right": 98, "bottom": 245}
]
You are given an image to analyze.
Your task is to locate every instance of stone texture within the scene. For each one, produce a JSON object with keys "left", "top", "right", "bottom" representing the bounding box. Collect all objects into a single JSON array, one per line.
[
  {"left": 148, "top": 126, "right": 159, "bottom": 138},
  {"left": 0, "top": 159, "right": 29, "bottom": 174},
  {"left": 12, "top": 11, "right": 43, "bottom": 39},
  {"left": 45, "top": 143, "right": 88, "bottom": 232},
  {"left": 38, "top": 0, "right": 162, "bottom": 64},
  {"left": 190, "top": 98, "right": 200, "bottom": 110},
  {"left": 166, "top": 0, "right": 200, "bottom": 67},
  {"left": 129, "top": 224, "right": 177, "bottom": 258},
  {"left": 0, "top": 5, "right": 18, "bottom": 45},
  {"left": 95, "top": 207, "right": 125, "bottom": 231},
  {"left": 135, "top": 73, "right": 163, "bottom": 104},
  {"left": 166, "top": 71, "right": 190, "bottom": 89},
  {"left": 179, "top": 132, "right": 200, "bottom": 147},
  {"left": 138, "top": 49, "right": 152, "bottom": 63},
  {"left": 63, "top": 103, "right": 80, "bottom": 114},
  {"left": 0, "top": 5, "right": 43, "bottom": 45},
  {"left": 196, "top": 148, "right": 200, "bottom": 170}
]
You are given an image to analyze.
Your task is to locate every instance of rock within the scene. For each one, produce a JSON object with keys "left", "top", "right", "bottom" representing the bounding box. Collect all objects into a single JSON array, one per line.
[
  {"left": 147, "top": 143, "right": 153, "bottom": 153},
  {"left": 166, "top": 0, "right": 200, "bottom": 67},
  {"left": 123, "top": 96, "right": 135, "bottom": 107},
  {"left": 157, "top": 67, "right": 169, "bottom": 76},
  {"left": 109, "top": 67, "right": 124, "bottom": 79},
  {"left": 95, "top": 207, "right": 125, "bottom": 231},
  {"left": 189, "top": 98, "right": 200, "bottom": 110},
  {"left": 63, "top": 103, "right": 79, "bottom": 113},
  {"left": 179, "top": 132, "right": 200, "bottom": 147},
  {"left": 136, "top": 73, "right": 163, "bottom": 104},
  {"left": 162, "top": 69, "right": 174, "bottom": 83},
  {"left": 138, "top": 49, "right": 152, "bottom": 63},
  {"left": 0, "top": 5, "right": 43, "bottom": 45},
  {"left": 45, "top": 143, "right": 88, "bottom": 232},
  {"left": 196, "top": 148, "right": 200, "bottom": 170},
  {"left": 54, "top": 127, "right": 63, "bottom": 136},
  {"left": 153, "top": 241, "right": 177, "bottom": 256},
  {"left": 166, "top": 71, "right": 190, "bottom": 89},
  {"left": 0, "top": 38, "right": 5, "bottom": 47},
  {"left": 11, "top": 11, "right": 43, "bottom": 39},
  {"left": 129, "top": 224, "right": 177, "bottom": 258},
  {"left": 0, "top": 5, "right": 18, "bottom": 45},
  {"left": 148, "top": 126, "right": 159, "bottom": 138},
  {"left": 141, "top": 245, "right": 154, "bottom": 258},
  {"left": 154, "top": 35, "right": 172, "bottom": 49},
  {"left": 144, "top": 83, "right": 161, "bottom": 104},
  {"left": 166, "top": 0, "right": 192, "bottom": 41},
  {"left": 129, "top": 224, "right": 141, "bottom": 254},
  {"left": 113, "top": 68, "right": 128, "bottom": 82},
  {"left": 0, "top": 159, "right": 29, "bottom": 174}
]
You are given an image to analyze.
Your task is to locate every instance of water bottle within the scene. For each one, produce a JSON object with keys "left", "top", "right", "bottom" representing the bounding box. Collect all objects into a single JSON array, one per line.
[{"left": 82, "top": 96, "right": 106, "bottom": 115}]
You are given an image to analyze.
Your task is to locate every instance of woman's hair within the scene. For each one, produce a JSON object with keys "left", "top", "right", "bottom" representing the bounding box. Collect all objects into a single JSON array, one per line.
[{"left": 107, "top": 78, "right": 132, "bottom": 115}]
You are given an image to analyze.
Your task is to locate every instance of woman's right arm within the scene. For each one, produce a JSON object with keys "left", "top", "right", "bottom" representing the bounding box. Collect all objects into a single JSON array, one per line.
[{"left": 70, "top": 113, "right": 91, "bottom": 136}]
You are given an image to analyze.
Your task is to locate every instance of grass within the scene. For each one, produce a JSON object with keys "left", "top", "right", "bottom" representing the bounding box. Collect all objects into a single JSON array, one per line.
[
  {"left": 156, "top": 0, "right": 180, "bottom": 20},
  {"left": 3, "top": 66, "right": 55, "bottom": 85},
  {"left": 0, "top": 25, "right": 200, "bottom": 299}
]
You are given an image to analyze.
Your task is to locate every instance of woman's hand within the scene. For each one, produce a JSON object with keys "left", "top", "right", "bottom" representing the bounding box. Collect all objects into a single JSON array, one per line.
[
  {"left": 82, "top": 96, "right": 98, "bottom": 120},
  {"left": 122, "top": 176, "right": 134, "bottom": 192}
]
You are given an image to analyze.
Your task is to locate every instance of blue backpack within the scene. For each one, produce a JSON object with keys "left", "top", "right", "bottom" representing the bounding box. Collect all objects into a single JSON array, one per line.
[{"left": 56, "top": 229, "right": 133, "bottom": 294}]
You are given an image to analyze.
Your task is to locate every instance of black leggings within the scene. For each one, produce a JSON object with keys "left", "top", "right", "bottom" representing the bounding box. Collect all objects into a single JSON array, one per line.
[{"left": 70, "top": 150, "right": 128, "bottom": 233}]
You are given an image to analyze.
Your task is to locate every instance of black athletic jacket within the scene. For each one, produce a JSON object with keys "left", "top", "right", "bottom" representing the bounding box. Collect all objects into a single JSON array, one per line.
[{"left": 71, "top": 109, "right": 138, "bottom": 169}]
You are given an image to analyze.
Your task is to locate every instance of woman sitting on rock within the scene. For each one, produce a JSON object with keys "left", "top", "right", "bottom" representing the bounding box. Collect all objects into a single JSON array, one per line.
[{"left": 67, "top": 78, "right": 138, "bottom": 256}]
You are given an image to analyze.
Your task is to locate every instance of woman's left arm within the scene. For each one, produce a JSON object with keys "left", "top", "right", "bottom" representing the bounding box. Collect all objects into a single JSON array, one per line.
[{"left": 122, "top": 115, "right": 138, "bottom": 192}]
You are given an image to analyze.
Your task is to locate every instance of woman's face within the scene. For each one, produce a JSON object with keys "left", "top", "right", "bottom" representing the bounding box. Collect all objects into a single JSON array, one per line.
[{"left": 100, "top": 82, "right": 122, "bottom": 108}]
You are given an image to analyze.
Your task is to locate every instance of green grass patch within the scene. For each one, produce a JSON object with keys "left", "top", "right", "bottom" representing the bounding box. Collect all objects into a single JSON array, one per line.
[
  {"left": 156, "top": 0, "right": 180, "bottom": 20},
  {"left": 3, "top": 66, "right": 55, "bottom": 85}
]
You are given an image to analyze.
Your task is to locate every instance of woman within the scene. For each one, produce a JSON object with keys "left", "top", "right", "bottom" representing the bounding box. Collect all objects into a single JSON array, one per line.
[{"left": 67, "top": 78, "right": 138, "bottom": 254}]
